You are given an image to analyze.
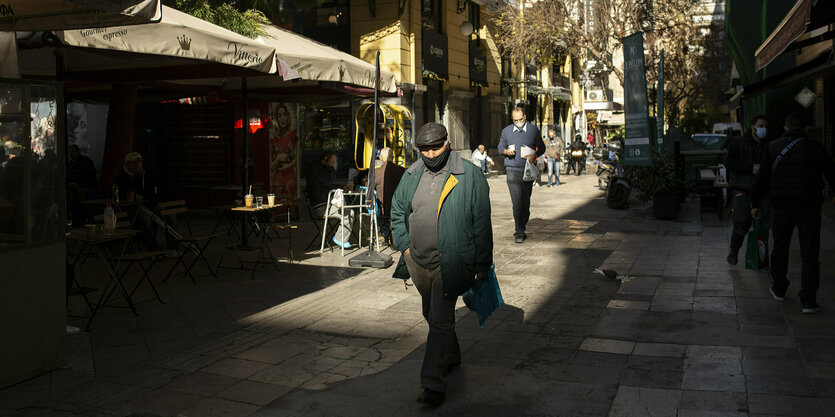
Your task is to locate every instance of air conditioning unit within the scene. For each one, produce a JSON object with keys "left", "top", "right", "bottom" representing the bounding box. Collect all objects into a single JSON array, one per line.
[{"left": 586, "top": 90, "right": 605, "bottom": 101}]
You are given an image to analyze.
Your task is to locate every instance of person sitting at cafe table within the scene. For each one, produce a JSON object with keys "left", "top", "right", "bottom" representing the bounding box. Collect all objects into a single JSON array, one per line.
[
  {"left": 306, "top": 152, "right": 354, "bottom": 249},
  {"left": 114, "top": 152, "right": 177, "bottom": 255}
]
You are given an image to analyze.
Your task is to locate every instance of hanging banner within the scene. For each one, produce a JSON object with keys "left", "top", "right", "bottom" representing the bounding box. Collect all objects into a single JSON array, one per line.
[
  {"left": 656, "top": 50, "right": 665, "bottom": 149},
  {"left": 622, "top": 32, "right": 652, "bottom": 166},
  {"left": 269, "top": 103, "right": 299, "bottom": 198}
]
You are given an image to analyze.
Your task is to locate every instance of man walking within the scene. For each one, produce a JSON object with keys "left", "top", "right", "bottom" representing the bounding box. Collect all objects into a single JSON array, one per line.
[
  {"left": 391, "top": 122, "right": 493, "bottom": 407},
  {"left": 725, "top": 114, "right": 770, "bottom": 265},
  {"left": 752, "top": 112, "right": 835, "bottom": 313},
  {"left": 498, "top": 107, "right": 545, "bottom": 243},
  {"left": 544, "top": 127, "right": 563, "bottom": 187}
]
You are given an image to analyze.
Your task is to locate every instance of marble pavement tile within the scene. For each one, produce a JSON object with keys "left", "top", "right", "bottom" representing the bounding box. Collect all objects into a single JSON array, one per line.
[
  {"left": 681, "top": 372, "right": 746, "bottom": 392},
  {"left": 579, "top": 337, "right": 636, "bottom": 355},
  {"left": 215, "top": 380, "right": 293, "bottom": 405},
  {"left": 633, "top": 342, "right": 687, "bottom": 358},
  {"left": 607, "top": 385, "right": 681, "bottom": 417},
  {"left": 679, "top": 390, "right": 748, "bottom": 413}
]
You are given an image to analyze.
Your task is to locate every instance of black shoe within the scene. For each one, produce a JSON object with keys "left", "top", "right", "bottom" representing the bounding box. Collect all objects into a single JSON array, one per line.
[
  {"left": 515, "top": 235, "right": 524, "bottom": 244},
  {"left": 770, "top": 285, "right": 786, "bottom": 301},
  {"left": 802, "top": 300, "right": 821, "bottom": 314},
  {"left": 523, "top": 233, "right": 528, "bottom": 241},
  {"left": 726, "top": 251, "right": 738, "bottom": 265},
  {"left": 417, "top": 388, "right": 445, "bottom": 407}
]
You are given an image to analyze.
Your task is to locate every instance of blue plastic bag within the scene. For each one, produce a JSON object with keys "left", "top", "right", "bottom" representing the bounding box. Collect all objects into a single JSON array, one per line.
[{"left": 462, "top": 264, "right": 504, "bottom": 328}]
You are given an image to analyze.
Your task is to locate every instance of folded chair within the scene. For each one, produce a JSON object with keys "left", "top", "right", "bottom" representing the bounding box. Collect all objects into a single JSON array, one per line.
[{"left": 157, "top": 200, "right": 219, "bottom": 284}]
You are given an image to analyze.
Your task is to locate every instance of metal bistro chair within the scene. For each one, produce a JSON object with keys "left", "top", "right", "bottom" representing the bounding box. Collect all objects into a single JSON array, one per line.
[
  {"left": 356, "top": 187, "right": 382, "bottom": 252},
  {"left": 157, "top": 200, "right": 219, "bottom": 284},
  {"left": 89, "top": 211, "right": 165, "bottom": 307}
]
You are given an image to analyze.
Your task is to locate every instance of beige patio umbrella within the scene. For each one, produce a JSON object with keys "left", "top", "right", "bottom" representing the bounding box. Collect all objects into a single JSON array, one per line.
[
  {"left": 259, "top": 24, "right": 397, "bottom": 93},
  {"left": 176, "top": 23, "right": 398, "bottom": 96},
  {"left": 0, "top": 0, "right": 161, "bottom": 31},
  {"left": 54, "top": 5, "right": 277, "bottom": 76}
]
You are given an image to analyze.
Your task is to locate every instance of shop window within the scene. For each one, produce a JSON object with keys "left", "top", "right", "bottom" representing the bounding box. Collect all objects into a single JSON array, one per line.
[
  {"left": 422, "top": 0, "right": 442, "bottom": 34},
  {"left": 300, "top": 104, "right": 353, "bottom": 179},
  {"left": 300, "top": 0, "right": 350, "bottom": 53},
  {"left": 0, "top": 82, "right": 64, "bottom": 250}
]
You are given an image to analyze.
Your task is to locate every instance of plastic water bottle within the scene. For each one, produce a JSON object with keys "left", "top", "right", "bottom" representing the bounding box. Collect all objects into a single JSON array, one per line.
[{"left": 104, "top": 203, "right": 116, "bottom": 232}]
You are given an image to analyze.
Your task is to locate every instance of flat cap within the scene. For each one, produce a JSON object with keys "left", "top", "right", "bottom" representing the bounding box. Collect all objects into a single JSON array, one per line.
[{"left": 415, "top": 122, "right": 448, "bottom": 146}]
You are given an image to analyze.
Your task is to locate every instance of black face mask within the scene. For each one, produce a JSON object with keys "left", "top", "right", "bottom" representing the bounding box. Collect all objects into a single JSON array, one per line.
[{"left": 421, "top": 147, "right": 451, "bottom": 172}]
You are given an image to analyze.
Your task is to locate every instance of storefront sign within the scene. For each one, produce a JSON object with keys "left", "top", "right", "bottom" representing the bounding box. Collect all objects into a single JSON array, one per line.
[
  {"left": 469, "top": 40, "right": 487, "bottom": 85},
  {"left": 422, "top": 30, "right": 448, "bottom": 76},
  {"left": 622, "top": 32, "right": 651, "bottom": 166}
]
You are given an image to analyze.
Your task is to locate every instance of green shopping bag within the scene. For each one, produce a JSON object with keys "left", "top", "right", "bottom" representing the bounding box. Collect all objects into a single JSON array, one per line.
[{"left": 745, "top": 219, "right": 769, "bottom": 270}]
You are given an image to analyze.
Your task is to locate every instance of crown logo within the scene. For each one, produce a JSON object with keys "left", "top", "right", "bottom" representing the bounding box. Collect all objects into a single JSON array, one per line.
[{"left": 177, "top": 34, "right": 191, "bottom": 51}]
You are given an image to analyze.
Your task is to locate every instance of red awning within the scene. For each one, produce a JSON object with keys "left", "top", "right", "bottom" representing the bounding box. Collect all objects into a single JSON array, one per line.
[{"left": 754, "top": 0, "right": 812, "bottom": 71}]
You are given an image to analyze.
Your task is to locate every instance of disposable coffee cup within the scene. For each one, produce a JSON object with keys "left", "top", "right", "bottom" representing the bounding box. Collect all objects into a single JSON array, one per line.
[
  {"left": 85, "top": 224, "right": 96, "bottom": 238},
  {"left": 256, "top": 196, "right": 263, "bottom": 208},
  {"left": 267, "top": 193, "right": 275, "bottom": 206},
  {"left": 244, "top": 194, "right": 253, "bottom": 208},
  {"left": 508, "top": 144, "right": 516, "bottom": 152}
]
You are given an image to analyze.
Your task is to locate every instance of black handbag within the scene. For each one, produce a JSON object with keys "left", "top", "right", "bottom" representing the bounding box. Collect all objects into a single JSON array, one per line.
[{"left": 392, "top": 252, "right": 410, "bottom": 279}]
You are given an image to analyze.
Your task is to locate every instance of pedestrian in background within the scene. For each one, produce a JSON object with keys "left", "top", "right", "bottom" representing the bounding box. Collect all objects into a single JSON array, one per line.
[
  {"left": 391, "top": 122, "right": 493, "bottom": 407},
  {"left": 471, "top": 144, "right": 494, "bottom": 175},
  {"left": 725, "top": 114, "right": 770, "bottom": 265},
  {"left": 498, "top": 107, "right": 545, "bottom": 243},
  {"left": 751, "top": 112, "right": 835, "bottom": 314},
  {"left": 545, "top": 127, "right": 563, "bottom": 187}
]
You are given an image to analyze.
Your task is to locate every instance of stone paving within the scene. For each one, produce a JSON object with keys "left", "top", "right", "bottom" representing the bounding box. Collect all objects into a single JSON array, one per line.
[{"left": 2, "top": 171, "right": 835, "bottom": 417}]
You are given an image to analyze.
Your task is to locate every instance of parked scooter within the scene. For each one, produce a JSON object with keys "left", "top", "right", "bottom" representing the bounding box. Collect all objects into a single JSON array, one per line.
[
  {"left": 604, "top": 139, "right": 631, "bottom": 209},
  {"left": 593, "top": 144, "right": 617, "bottom": 190}
]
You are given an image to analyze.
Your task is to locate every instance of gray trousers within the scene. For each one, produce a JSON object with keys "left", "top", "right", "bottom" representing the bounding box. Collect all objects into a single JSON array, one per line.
[{"left": 404, "top": 253, "right": 460, "bottom": 392}]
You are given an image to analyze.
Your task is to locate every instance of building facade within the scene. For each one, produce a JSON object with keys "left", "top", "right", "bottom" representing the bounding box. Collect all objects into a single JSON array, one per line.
[{"left": 348, "top": 0, "right": 506, "bottom": 152}]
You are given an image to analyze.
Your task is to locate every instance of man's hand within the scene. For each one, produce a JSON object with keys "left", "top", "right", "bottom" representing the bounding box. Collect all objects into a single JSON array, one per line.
[
  {"left": 503, "top": 149, "right": 516, "bottom": 156},
  {"left": 475, "top": 271, "right": 487, "bottom": 280},
  {"left": 751, "top": 208, "right": 761, "bottom": 218},
  {"left": 404, "top": 248, "right": 410, "bottom": 256},
  {"left": 525, "top": 155, "right": 536, "bottom": 164}
]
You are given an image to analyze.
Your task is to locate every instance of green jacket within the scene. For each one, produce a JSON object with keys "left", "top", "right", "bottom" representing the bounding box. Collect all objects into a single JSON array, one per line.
[{"left": 390, "top": 151, "right": 493, "bottom": 299}]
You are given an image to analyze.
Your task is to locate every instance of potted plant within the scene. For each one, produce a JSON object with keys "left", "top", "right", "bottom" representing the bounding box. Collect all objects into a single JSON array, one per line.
[{"left": 631, "top": 150, "right": 682, "bottom": 219}]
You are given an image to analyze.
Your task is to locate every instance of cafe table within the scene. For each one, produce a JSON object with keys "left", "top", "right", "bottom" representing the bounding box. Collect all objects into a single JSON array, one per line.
[
  {"left": 66, "top": 228, "right": 142, "bottom": 329},
  {"left": 218, "top": 203, "right": 286, "bottom": 277}
]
